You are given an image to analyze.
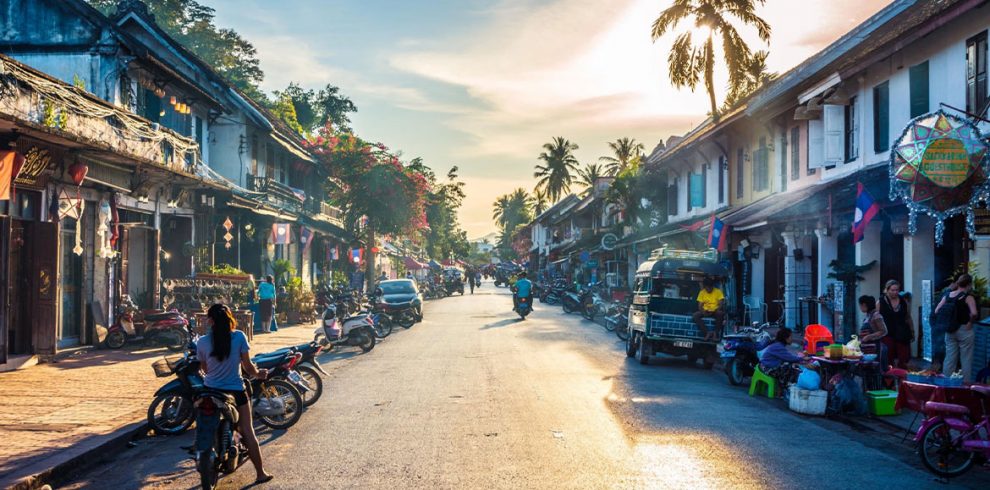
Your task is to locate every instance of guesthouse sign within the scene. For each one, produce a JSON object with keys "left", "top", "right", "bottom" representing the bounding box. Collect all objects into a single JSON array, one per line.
[{"left": 889, "top": 110, "right": 990, "bottom": 244}]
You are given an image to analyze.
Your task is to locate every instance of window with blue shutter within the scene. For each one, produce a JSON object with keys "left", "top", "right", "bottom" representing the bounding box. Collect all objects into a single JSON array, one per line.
[
  {"left": 909, "top": 62, "right": 929, "bottom": 119},
  {"left": 689, "top": 173, "right": 705, "bottom": 209},
  {"left": 873, "top": 81, "right": 890, "bottom": 152}
]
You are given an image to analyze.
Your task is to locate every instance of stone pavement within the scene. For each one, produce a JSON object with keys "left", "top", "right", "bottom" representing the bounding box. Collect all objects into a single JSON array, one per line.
[{"left": 0, "top": 323, "right": 319, "bottom": 489}]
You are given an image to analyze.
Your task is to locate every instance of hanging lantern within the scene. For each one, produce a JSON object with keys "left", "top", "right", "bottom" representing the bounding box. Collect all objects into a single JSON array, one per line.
[
  {"left": 68, "top": 160, "right": 88, "bottom": 186},
  {"left": 222, "top": 217, "right": 234, "bottom": 250},
  {"left": 170, "top": 95, "right": 177, "bottom": 105}
]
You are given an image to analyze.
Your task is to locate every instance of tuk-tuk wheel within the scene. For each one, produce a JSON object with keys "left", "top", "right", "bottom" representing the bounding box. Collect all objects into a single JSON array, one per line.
[
  {"left": 625, "top": 332, "right": 637, "bottom": 358},
  {"left": 637, "top": 337, "right": 651, "bottom": 365}
]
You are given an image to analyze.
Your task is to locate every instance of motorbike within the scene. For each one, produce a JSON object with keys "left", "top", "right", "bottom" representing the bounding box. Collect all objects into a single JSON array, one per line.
[
  {"left": 581, "top": 283, "right": 606, "bottom": 321},
  {"left": 193, "top": 388, "right": 246, "bottom": 490},
  {"left": 915, "top": 385, "right": 990, "bottom": 478},
  {"left": 561, "top": 286, "right": 582, "bottom": 315},
  {"left": 253, "top": 342, "right": 326, "bottom": 407},
  {"left": 719, "top": 324, "right": 774, "bottom": 386},
  {"left": 604, "top": 300, "right": 630, "bottom": 340},
  {"left": 314, "top": 303, "right": 376, "bottom": 353},
  {"left": 105, "top": 295, "right": 189, "bottom": 352},
  {"left": 513, "top": 294, "right": 533, "bottom": 320}
]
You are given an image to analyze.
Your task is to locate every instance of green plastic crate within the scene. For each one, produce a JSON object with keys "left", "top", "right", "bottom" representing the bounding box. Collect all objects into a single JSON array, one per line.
[{"left": 866, "top": 390, "right": 899, "bottom": 416}]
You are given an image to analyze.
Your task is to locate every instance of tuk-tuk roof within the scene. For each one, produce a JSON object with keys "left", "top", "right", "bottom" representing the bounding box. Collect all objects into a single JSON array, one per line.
[{"left": 636, "top": 247, "right": 727, "bottom": 277}]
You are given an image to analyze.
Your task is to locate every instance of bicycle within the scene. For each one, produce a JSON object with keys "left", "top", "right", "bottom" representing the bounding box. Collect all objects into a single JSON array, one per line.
[{"left": 915, "top": 384, "right": 990, "bottom": 478}]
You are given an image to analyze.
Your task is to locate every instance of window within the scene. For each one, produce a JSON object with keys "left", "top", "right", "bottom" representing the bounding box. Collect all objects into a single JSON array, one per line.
[
  {"left": 967, "top": 32, "right": 988, "bottom": 116},
  {"left": 808, "top": 119, "right": 824, "bottom": 172},
  {"left": 845, "top": 96, "right": 859, "bottom": 162},
  {"left": 689, "top": 172, "right": 705, "bottom": 209},
  {"left": 779, "top": 133, "right": 787, "bottom": 192},
  {"left": 873, "top": 81, "right": 890, "bottom": 152},
  {"left": 736, "top": 148, "right": 745, "bottom": 199},
  {"left": 790, "top": 127, "right": 800, "bottom": 180},
  {"left": 909, "top": 61, "right": 929, "bottom": 118},
  {"left": 753, "top": 137, "right": 769, "bottom": 192},
  {"left": 667, "top": 177, "right": 679, "bottom": 216},
  {"left": 718, "top": 156, "right": 725, "bottom": 204}
]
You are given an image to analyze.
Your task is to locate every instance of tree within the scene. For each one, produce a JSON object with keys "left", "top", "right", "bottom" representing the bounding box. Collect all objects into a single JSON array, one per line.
[
  {"left": 651, "top": 0, "right": 771, "bottom": 118},
  {"left": 89, "top": 0, "right": 266, "bottom": 100},
  {"left": 491, "top": 189, "right": 533, "bottom": 259},
  {"left": 576, "top": 163, "right": 606, "bottom": 189},
  {"left": 599, "top": 137, "right": 645, "bottom": 176},
  {"left": 270, "top": 93, "right": 305, "bottom": 135},
  {"left": 531, "top": 188, "right": 549, "bottom": 216},
  {"left": 534, "top": 137, "right": 580, "bottom": 202},
  {"left": 417, "top": 162, "right": 470, "bottom": 260},
  {"left": 271, "top": 83, "right": 358, "bottom": 135},
  {"left": 721, "top": 50, "right": 777, "bottom": 111},
  {"left": 605, "top": 157, "right": 644, "bottom": 227},
  {"left": 306, "top": 126, "right": 429, "bottom": 291}
]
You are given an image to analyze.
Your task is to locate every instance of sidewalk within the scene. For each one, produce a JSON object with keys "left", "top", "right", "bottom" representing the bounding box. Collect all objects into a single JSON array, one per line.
[{"left": 0, "top": 323, "right": 319, "bottom": 490}]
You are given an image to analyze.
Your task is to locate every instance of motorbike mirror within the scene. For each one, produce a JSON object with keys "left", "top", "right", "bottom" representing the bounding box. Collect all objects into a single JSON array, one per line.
[{"left": 375, "top": 287, "right": 384, "bottom": 297}]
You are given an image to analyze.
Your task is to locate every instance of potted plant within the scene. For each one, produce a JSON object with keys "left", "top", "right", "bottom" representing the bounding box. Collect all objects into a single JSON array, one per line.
[{"left": 283, "top": 277, "right": 315, "bottom": 324}]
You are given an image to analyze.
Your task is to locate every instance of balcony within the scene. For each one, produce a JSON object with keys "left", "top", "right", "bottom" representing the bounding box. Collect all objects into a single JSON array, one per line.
[{"left": 247, "top": 175, "right": 305, "bottom": 213}]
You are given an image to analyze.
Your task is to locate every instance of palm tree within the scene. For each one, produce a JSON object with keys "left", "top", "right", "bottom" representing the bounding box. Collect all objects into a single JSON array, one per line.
[
  {"left": 577, "top": 163, "right": 606, "bottom": 189},
  {"left": 651, "top": 0, "right": 771, "bottom": 118},
  {"left": 722, "top": 50, "right": 776, "bottom": 110},
  {"left": 534, "top": 137, "right": 580, "bottom": 202},
  {"left": 599, "top": 137, "right": 645, "bottom": 175},
  {"left": 531, "top": 188, "right": 549, "bottom": 216},
  {"left": 492, "top": 195, "right": 511, "bottom": 230}
]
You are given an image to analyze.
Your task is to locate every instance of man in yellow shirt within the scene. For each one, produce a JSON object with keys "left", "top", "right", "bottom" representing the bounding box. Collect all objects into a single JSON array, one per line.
[{"left": 693, "top": 277, "right": 725, "bottom": 341}]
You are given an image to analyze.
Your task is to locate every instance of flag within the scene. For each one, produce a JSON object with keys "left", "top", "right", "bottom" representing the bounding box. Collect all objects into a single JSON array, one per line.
[
  {"left": 852, "top": 183, "right": 879, "bottom": 244},
  {"left": 679, "top": 219, "right": 706, "bottom": 232},
  {"left": 271, "top": 223, "right": 291, "bottom": 245},
  {"left": 0, "top": 150, "right": 25, "bottom": 201},
  {"left": 331, "top": 246, "right": 340, "bottom": 261},
  {"left": 300, "top": 227, "right": 313, "bottom": 254},
  {"left": 351, "top": 248, "right": 363, "bottom": 264},
  {"left": 707, "top": 215, "right": 728, "bottom": 251}
]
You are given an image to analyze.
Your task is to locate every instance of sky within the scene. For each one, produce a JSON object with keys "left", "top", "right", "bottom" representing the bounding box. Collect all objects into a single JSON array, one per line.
[{"left": 208, "top": 0, "right": 890, "bottom": 238}]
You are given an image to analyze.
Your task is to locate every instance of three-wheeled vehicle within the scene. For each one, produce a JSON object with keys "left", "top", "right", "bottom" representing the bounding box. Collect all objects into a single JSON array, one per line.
[
  {"left": 626, "top": 247, "right": 731, "bottom": 369},
  {"left": 442, "top": 267, "right": 465, "bottom": 295}
]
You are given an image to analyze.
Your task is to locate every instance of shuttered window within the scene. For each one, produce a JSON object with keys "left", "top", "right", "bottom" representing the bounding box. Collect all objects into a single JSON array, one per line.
[
  {"left": 823, "top": 105, "right": 845, "bottom": 166},
  {"left": 667, "top": 178, "right": 679, "bottom": 216},
  {"left": 808, "top": 119, "right": 824, "bottom": 171},
  {"left": 873, "top": 81, "right": 890, "bottom": 153},
  {"left": 689, "top": 172, "right": 705, "bottom": 209},
  {"left": 736, "top": 148, "right": 745, "bottom": 199},
  {"left": 909, "top": 61, "right": 929, "bottom": 118},
  {"left": 718, "top": 156, "right": 725, "bottom": 204},
  {"left": 790, "top": 127, "right": 800, "bottom": 180},
  {"left": 844, "top": 96, "right": 859, "bottom": 163},
  {"left": 753, "top": 137, "right": 769, "bottom": 192},
  {"left": 967, "top": 32, "right": 988, "bottom": 116}
]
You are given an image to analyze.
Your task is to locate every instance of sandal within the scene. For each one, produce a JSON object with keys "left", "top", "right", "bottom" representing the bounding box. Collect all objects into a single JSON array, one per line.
[{"left": 255, "top": 474, "right": 274, "bottom": 484}]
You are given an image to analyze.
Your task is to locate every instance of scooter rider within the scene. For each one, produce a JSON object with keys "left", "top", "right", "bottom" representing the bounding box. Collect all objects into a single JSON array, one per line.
[{"left": 511, "top": 271, "right": 534, "bottom": 311}]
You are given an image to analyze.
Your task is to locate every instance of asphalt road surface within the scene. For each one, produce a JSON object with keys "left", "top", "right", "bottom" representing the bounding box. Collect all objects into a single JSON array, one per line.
[{"left": 62, "top": 283, "right": 987, "bottom": 489}]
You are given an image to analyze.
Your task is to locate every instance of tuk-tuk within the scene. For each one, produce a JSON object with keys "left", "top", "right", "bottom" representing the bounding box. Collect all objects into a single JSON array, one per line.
[
  {"left": 442, "top": 267, "right": 465, "bottom": 295},
  {"left": 626, "top": 247, "right": 730, "bottom": 369}
]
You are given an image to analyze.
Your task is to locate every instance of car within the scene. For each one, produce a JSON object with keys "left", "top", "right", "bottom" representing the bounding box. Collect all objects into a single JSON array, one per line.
[{"left": 377, "top": 279, "right": 424, "bottom": 325}]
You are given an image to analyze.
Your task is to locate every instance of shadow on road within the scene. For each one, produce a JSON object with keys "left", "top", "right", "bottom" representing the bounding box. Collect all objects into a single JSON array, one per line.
[{"left": 480, "top": 318, "right": 519, "bottom": 330}]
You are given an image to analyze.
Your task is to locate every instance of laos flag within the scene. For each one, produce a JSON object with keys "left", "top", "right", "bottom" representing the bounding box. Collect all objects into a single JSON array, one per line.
[
  {"left": 707, "top": 215, "right": 727, "bottom": 251},
  {"left": 852, "top": 182, "right": 879, "bottom": 244}
]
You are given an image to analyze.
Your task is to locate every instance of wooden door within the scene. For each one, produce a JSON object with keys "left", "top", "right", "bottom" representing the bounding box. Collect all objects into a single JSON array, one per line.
[
  {"left": 29, "top": 221, "right": 59, "bottom": 358},
  {"left": 119, "top": 227, "right": 130, "bottom": 301},
  {"left": 150, "top": 229, "right": 161, "bottom": 308},
  {"left": 0, "top": 216, "right": 9, "bottom": 364}
]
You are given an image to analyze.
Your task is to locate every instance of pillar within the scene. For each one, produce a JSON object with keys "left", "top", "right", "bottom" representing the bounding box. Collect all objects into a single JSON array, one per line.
[
  {"left": 815, "top": 228, "right": 838, "bottom": 333},
  {"left": 903, "top": 219, "right": 935, "bottom": 357},
  {"left": 855, "top": 221, "right": 883, "bottom": 325}
]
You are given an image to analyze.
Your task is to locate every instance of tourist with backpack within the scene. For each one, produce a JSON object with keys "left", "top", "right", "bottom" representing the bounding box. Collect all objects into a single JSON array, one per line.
[{"left": 933, "top": 273, "right": 978, "bottom": 382}]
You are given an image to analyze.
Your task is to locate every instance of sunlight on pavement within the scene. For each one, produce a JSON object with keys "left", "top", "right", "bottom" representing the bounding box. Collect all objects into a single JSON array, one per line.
[{"left": 633, "top": 433, "right": 770, "bottom": 489}]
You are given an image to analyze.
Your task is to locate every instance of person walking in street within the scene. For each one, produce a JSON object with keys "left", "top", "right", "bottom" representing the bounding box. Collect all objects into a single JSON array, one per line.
[
  {"left": 879, "top": 280, "right": 913, "bottom": 369},
  {"left": 934, "top": 273, "right": 978, "bottom": 382},
  {"left": 379, "top": 271, "right": 388, "bottom": 283},
  {"left": 197, "top": 304, "right": 274, "bottom": 485},
  {"left": 858, "top": 295, "right": 888, "bottom": 369},
  {"left": 692, "top": 277, "right": 725, "bottom": 341},
  {"left": 257, "top": 275, "right": 276, "bottom": 334}
]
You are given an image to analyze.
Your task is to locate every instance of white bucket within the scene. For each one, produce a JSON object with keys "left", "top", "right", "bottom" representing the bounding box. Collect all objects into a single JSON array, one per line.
[{"left": 788, "top": 388, "right": 828, "bottom": 416}]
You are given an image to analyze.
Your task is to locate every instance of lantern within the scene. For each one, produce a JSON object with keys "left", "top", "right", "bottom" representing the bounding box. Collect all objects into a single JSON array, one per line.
[{"left": 68, "top": 160, "right": 88, "bottom": 186}]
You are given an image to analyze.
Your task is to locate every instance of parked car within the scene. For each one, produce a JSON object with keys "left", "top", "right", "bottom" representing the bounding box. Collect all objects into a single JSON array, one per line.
[{"left": 377, "top": 279, "right": 424, "bottom": 327}]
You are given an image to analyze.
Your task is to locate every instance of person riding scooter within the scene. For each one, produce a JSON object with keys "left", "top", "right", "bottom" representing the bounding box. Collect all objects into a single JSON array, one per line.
[{"left": 511, "top": 272, "right": 534, "bottom": 313}]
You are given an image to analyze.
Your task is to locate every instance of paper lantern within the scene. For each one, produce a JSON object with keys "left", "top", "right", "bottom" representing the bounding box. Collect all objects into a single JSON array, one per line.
[{"left": 68, "top": 160, "right": 88, "bottom": 186}]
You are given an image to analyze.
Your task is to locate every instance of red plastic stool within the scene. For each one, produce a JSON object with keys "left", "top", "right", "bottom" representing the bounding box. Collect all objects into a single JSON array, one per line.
[{"left": 804, "top": 324, "right": 834, "bottom": 354}]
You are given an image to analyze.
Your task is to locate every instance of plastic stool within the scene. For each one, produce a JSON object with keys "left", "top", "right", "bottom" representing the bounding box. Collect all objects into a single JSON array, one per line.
[
  {"left": 804, "top": 324, "right": 834, "bottom": 354},
  {"left": 749, "top": 366, "right": 778, "bottom": 398}
]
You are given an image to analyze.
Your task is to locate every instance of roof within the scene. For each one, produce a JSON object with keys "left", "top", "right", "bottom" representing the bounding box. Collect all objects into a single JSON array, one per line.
[
  {"left": 534, "top": 194, "right": 580, "bottom": 223},
  {"left": 647, "top": 105, "right": 747, "bottom": 169},
  {"left": 747, "top": 0, "right": 971, "bottom": 116}
]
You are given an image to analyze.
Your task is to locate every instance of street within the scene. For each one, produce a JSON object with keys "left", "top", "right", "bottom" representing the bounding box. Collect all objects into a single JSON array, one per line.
[{"left": 61, "top": 284, "right": 985, "bottom": 489}]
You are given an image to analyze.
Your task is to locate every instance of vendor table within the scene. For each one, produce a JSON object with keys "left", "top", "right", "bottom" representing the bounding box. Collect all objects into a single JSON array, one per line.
[
  {"left": 895, "top": 381, "right": 989, "bottom": 423},
  {"left": 810, "top": 357, "right": 883, "bottom": 392}
]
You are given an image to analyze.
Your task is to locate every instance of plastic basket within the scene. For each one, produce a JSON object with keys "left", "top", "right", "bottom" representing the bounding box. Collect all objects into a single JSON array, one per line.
[
  {"left": 788, "top": 388, "right": 827, "bottom": 416},
  {"left": 866, "top": 390, "right": 899, "bottom": 416},
  {"left": 152, "top": 355, "right": 182, "bottom": 378}
]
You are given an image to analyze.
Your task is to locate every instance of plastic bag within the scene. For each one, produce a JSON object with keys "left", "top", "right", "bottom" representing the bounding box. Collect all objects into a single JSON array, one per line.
[
  {"left": 797, "top": 366, "right": 821, "bottom": 390},
  {"left": 828, "top": 375, "right": 868, "bottom": 415}
]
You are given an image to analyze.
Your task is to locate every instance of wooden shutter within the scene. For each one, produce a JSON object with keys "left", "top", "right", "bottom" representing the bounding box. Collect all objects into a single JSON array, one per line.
[
  {"left": 790, "top": 127, "right": 800, "bottom": 179},
  {"left": 150, "top": 229, "right": 161, "bottom": 309},
  {"left": 735, "top": 148, "right": 745, "bottom": 199},
  {"left": 29, "top": 221, "right": 59, "bottom": 358},
  {"left": 689, "top": 173, "right": 705, "bottom": 209},
  {"left": 909, "top": 62, "right": 929, "bottom": 118},
  {"left": 874, "top": 82, "right": 890, "bottom": 152},
  {"left": 823, "top": 105, "right": 845, "bottom": 166},
  {"left": 0, "top": 216, "right": 8, "bottom": 364},
  {"left": 808, "top": 119, "right": 825, "bottom": 169}
]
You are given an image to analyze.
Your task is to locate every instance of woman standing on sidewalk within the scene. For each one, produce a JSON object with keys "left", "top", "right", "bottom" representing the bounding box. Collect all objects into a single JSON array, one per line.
[
  {"left": 934, "top": 273, "right": 978, "bottom": 382},
  {"left": 257, "top": 275, "right": 276, "bottom": 334},
  {"left": 879, "top": 280, "right": 913, "bottom": 369},
  {"left": 197, "top": 304, "right": 274, "bottom": 485}
]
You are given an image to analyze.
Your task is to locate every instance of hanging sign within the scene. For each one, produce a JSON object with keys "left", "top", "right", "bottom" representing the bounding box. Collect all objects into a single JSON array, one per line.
[
  {"left": 601, "top": 233, "right": 618, "bottom": 251},
  {"left": 223, "top": 217, "right": 234, "bottom": 250},
  {"left": 889, "top": 110, "right": 990, "bottom": 244},
  {"left": 975, "top": 207, "right": 990, "bottom": 238}
]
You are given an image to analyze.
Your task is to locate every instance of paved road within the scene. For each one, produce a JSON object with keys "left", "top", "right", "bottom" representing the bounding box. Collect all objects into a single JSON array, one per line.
[{"left": 62, "top": 283, "right": 986, "bottom": 489}]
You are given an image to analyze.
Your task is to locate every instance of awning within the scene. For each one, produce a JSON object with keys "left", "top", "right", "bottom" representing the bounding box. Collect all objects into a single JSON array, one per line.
[
  {"left": 404, "top": 257, "right": 427, "bottom": 270},
  {"left": 227, "top": 195, "right": 299, "bottom": 221},
  {"left": 270, "top": 131, "right": 315, "bottom": 164}
]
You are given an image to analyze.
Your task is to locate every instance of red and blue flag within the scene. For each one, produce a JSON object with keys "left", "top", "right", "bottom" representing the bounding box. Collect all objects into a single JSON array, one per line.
[
  {"left": 852, "top": 182, "right": 879, "bottom": 244},
  {"left": 707, "top": 215, "right": 728, "bottom": 251}
]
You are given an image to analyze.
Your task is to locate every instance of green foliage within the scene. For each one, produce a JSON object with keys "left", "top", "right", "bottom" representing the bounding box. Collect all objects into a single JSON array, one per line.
[
  {"left": 272, "top": 259, "right": 296, "bottom": 286},
  {"left": 953, "top": 262, "right": 990, "bottom": 307},
  {"left": 72, "top": 74, "right": 86, "bottom": 90},
  {"left": 271, "top": 83, "right": 358, "bottom": 134},
  {"left": 88, "top": 0, "right": 265, "bottom": 98},
  {"left": 270, "top": 93, "right": 306, "bottom": 135},
  {"left": 651, "top": 0, "right": 772, "bottom": 118},
  {"left": 605, "top": 157, "right": 643, "bottom": 226},
  {"left": 284, "top": 276, "right": 315, "bottom": 313},
  {"left": 203, "top": 264, "right": 247, "bottom": 275},
  {"left": 492, "top": 189, "right": 533, "bottom": 258},
  {"left": 415, "top": 162, "right": 470, "bottom": 260},
  {"left": 576, "top": 163, "right": 606, "bottom": 190},
  {"left": 534, "top": 137, "right": 580, "bottom": 202},
  {"left": 599, "top": 137, "right": 645, "bottom": 176}
]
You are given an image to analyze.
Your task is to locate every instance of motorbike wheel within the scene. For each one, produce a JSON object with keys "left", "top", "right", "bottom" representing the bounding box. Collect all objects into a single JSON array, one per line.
[
  {"left": 582, "top": 305, "right": 596, "bottom": 321},
  {"left": 147, "top": 393, "right": 194, "bottom": 436},
  {"left": 399, "top": 315, "right": 416, "bottom": 329},
  {"left": 562, "top": 301, "right": 574, "bottom": 314},
  {"left": 164, "top": 327, "right": 188, "bottom": 352},
  {"left": 726, "top": 358, "right": 746, "bottom": 386},
  {"left": 626, "top": 332, "right": 638, "bottom": 357},
  {"left": 105, "top": 330, "right": 126, "bottom": 349},
  {"left": 603, "top": 316, "right": 616, "bottom": 331},
  {"left": 919, "top": 420, "right": 975, "bottom": 478},
  {"left": 198, "top": 451, "right": 219, "bottom": 490},
  {"left": 358, "top": 328, "right": 376, "bottom": 352},
  {"left": 615, "top": 322, "right": 630, "bottom": 341},
  {"left": 375, "top": 316, "right": 393, "bottom": 338},
  {"left": 295, "top": 365, "right": 324, "bottom": 407},
  {"left": 255, "top": 379, "right": 304, "bottom": 430}
]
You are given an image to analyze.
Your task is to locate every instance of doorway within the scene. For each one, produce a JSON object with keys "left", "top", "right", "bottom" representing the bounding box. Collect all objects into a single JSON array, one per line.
[{"left": 59, "top": 219, "right": 83, "bottom": 348}]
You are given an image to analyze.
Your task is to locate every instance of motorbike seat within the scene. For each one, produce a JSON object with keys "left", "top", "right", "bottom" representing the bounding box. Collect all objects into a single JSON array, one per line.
[
  {"left": 972, "top": 385, "right": 990, "bottom": 398},
  {"left": 195, "top": 389, "right": 236, "bottom": 407},
  {"left": 343, "top": 314, "right": 369, "bottom": 322},
  {"left": 145, "top": 312, "right": 181, "bottom": 322},
  {"left": 923, "top": 401, "right": 969, "bottom": 416},
  {"left": 253, "top": 352, "right": 291, "bottom": 369}
]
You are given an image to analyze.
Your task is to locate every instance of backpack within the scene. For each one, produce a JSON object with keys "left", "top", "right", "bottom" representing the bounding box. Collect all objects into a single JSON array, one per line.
[{"left": 932, "top": 292, "right": 969, "bottom": 334}]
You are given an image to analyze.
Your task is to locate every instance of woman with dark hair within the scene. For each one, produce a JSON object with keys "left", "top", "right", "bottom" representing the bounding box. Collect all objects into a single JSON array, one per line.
[
  {"left": 858, "top": 295, "right": 888, "bottom": 369},
  {"left": 257, "top": 275, "right": 276, "bottom": 333},
  {"left": 935, "top": 273, "right": 978, "bottom": 382},
  {"left": 196, "top": 304, "right": 274, "bottom": 484},
  {"left": 759, "top": 327, "right": 806, "bottom": 390},
  {"left": 879, "top": 280, "right": 913, "bottom": 369}
]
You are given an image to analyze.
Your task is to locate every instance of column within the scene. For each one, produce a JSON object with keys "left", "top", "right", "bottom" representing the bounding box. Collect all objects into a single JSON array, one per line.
[
  {"left": 815, "top": 228, "right": 837, "bottom": 332},
  {"left": 903, "top": 219, "right": 935, "bottom": 357},
  {"left": 855, "top": 221, "right": 883, "bottom": 325}
]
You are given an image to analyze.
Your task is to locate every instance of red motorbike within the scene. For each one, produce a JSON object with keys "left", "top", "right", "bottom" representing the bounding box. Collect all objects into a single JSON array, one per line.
[{"left": 105, "top": 295, "right": 189, "bottom": 352}]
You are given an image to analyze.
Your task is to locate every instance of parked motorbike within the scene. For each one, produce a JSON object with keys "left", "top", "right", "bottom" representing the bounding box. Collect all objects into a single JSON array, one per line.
[
  {"left": 253, "top": 342, "right": 326, "bottom": 407},
  {"left": 581, "top": 283, "right": 606, "bottom": 321},
  {"left": 314, "top": 303, "right": 376, "bottom": 353},
  {"left": 604, "top": 300, "right": 630, "bottom": 340},
  {"left": 719, "top": 324, "right": 774, "bottom": 386},
  {"left": 915, "top": 385, "right": 990, "bottom": 478},
  {"left": 105, "top": 295, "right": 189, "bottom": 352},
  {"left": 193, "top": 388, "right": 246, "bottom": 489}
]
